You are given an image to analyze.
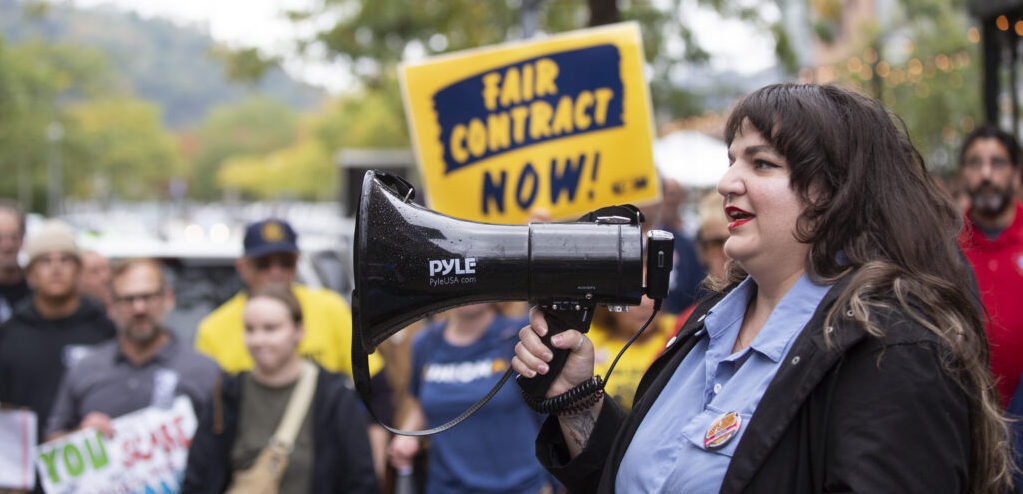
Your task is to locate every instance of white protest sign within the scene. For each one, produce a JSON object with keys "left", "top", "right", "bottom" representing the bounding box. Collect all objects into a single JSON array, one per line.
[
  {"left": 0, "top": 409, "right": 36, "bottom": 490},
  {"left": 36, "top": 396, "right": 196, "bottom": 494}
]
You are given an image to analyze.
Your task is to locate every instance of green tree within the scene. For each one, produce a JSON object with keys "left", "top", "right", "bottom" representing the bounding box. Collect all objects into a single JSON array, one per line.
[
  {"left": 0, "top": 36, "right": 114, "bottom": 211},
  {"left": 217, "top": 131, "right": 334, "bottom": 200},
  {"left": 216, "top": 86, "right": 411, "bottom": 200},
  {"left": 314, "top": 82, "right": 409, "bottom": 150},
  {"left": 816, "top": 0, "right": 979, "bottom": 173},
  {"left": 235, "top": 0, "right": 744, "bottom": 121},
  {"left": 62, "top": 97, "right": 184, "bottom": 200},
  {"left": 191, "top": 97, "right": 300, "bottom": 199}
]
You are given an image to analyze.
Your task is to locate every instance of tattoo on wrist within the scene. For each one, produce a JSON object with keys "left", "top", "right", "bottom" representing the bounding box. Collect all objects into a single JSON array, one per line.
[{"left": 564, "top": 410, "right": 597, "bottom": 450}]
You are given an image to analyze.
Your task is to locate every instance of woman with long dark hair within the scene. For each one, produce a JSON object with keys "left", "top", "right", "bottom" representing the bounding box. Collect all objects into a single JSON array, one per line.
[{"left": 512, "top": 83, "right": 1012, "bottom": 493}]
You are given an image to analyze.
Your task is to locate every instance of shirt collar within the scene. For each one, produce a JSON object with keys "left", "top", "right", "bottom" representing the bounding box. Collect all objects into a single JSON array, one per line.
[
  {"left": 750, "top": 274, "right": 832, "bottom": 362},
  {"left": 703, "top": 276, "right": 755, "bottom": 341},
  {"left": 964, "top": 200, "right": 1023, "bottom": 246},
  {"left": 114, "top": 331, "right": 178, "bottom": 365},
  {"left": 704, "top": 273, "right": 832, "bottom": 363}
]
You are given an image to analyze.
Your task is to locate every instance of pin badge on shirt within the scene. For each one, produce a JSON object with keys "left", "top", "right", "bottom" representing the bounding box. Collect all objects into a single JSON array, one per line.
[
  {"left": 151, "top": 369, "right": 179, "bottom": 409},
  {"left": 704, "top": 411, "right": 742, "bottom": 449}
]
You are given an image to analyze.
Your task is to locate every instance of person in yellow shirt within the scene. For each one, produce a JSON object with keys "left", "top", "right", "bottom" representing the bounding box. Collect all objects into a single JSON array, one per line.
[
  {"left": 195, "top": 219, "right": 382, "bottom": 377},
  {"left": 588, "top": 294, "right": 675, "bottom": 411},
  {"left": 194, "top": 218, "right": 390, "bottom": 481}
]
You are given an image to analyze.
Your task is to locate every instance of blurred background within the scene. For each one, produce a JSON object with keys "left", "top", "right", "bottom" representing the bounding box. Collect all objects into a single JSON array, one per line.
[{"left": 0, "top": 0, "right": 1014, "bottom": 337}]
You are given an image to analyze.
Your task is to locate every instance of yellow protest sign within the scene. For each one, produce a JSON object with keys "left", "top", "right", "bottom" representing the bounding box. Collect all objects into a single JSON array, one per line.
[{"left": 400, "top": 22, "right": 659, "bottom": 223}]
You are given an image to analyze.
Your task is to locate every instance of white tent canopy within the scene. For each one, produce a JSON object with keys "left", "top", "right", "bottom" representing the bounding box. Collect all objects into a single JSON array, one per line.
[{"left": 653, "top": 130, "right": 729, "bottom": 188}]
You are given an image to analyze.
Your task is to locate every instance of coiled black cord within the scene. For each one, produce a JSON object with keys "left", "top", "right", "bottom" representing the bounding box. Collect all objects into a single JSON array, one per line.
[{"left": 521, "top": 375, "right": 605, "bottom": 415}]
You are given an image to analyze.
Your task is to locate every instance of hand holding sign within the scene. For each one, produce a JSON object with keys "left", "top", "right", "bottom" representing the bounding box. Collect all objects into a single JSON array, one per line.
[
  {"left": 36, "top": 396, "right": 196, "bottom": 494},
  {"left": 78, "top": 412, "right": 114, "bottom": 439}
]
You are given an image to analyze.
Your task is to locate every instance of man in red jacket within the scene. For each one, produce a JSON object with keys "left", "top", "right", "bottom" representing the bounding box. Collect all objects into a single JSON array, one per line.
[{"left": 957, "top": 124, "right": 1023, "bottom": 407}]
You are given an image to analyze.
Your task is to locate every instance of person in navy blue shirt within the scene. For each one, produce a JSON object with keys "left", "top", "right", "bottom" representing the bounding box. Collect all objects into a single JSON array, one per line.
[
  {"left": 656, "top": 178, "right": 707, "bottom": 314},
  {"left": 513, "top": 83, "right": 1012, "bottom": 493},
  {"left": 388, "top": 304, "right": 552, "bottom": 494}
]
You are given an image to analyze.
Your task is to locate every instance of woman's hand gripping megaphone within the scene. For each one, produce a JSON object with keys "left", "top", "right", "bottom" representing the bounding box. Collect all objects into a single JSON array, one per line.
[{"left": 513, "top": 307, "right": 598, "bottom": 399}]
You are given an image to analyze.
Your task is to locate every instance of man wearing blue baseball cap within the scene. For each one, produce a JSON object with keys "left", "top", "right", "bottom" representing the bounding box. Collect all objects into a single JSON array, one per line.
[{"left": 194, "top": 218, "right": 383, "bottom": 378}]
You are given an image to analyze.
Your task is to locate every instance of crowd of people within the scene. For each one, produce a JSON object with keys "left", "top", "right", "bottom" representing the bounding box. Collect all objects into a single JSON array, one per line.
[{"left": 1, "top": 81, "right": 1023, "bottom": 493}]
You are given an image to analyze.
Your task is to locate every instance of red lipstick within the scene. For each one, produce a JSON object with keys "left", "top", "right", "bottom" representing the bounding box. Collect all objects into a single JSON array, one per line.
[{"left": 725, "top": 206, "right": 753, "bottom": 230}]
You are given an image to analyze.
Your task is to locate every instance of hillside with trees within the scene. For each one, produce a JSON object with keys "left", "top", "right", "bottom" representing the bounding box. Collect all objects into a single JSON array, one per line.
[{"left": 0, "top": 0, "right": 324, "bottom": 128}]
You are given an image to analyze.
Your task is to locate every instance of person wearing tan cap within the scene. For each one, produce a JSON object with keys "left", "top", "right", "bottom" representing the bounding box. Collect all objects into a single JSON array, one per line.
[{"left": 0, "top": 219, "right": 116, "bottom": 443}]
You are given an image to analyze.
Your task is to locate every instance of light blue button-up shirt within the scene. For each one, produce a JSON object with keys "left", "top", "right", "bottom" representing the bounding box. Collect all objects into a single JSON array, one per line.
[{"left": 615, "top": 273, "right": 831, "bottom": 493}]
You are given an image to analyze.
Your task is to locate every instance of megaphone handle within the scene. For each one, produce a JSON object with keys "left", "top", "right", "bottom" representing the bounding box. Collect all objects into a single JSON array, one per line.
[{"left": 516, "top": 305, "right": 594, "bottom": 400}]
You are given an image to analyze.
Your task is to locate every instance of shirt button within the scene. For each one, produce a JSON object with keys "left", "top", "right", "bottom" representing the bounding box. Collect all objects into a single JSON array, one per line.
[
  {"left": 713, "top": 383, "right": 722, "bottom": 394},
  {"left": 698, "top": 314, "right": 707, "bottom": 322},
  {"left": 666, "top": 336, "right": 677, "bottom": 348},
  {"left": 989, "top": 260, "right": 998, "bottom": 271}
]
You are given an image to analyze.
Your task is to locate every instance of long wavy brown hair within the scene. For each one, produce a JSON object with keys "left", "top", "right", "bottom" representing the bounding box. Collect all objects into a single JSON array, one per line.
[{"left": 710, "top": 83, "right": 1011, "bottom": 492}]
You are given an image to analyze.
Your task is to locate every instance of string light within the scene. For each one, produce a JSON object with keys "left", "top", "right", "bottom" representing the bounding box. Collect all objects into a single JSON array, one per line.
[
  {"left": 997, "top": 15, "right": 1010, "bottom": 31},
  {"left": 847, "top": 57, "right": 863, "bottom": 72},
  {"left": 955, "top": 52, "right": 970, "bottom": 68},
  {"left": 801, "top": 48, "right": 973, "bottom": 97},
  {"left": 876, "top": 61, "right": 891, "bottom": 78},
  {"left": 961, "top": 116, "right": 975, "bottom": 133},
  {"left": 908, "top": 58, "right": 923, "bottom": 76},
  {"left": 968, "top": 27, "right": 980, "bottom": 44},
  {"left": 863, "top": 48, "right": 878, "bottom": 64}
]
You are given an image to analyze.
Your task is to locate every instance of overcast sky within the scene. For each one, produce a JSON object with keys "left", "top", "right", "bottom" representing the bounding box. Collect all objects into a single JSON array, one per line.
[{"left": 68, "top": 0, "right": 778, "bottom": 94}]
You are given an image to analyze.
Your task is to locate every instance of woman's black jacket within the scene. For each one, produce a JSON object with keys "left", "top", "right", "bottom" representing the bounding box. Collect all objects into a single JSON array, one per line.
[
  {"left": 181, "top": 367, "right": 379, "bottom": 494},
  {"left": 536, "top": 279, "right": 972, "bottom": 493}
]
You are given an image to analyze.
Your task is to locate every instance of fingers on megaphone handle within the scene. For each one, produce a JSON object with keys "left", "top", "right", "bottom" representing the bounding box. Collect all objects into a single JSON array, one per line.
[
  {"left": 514, "top": 312, "right": 595, "bottom": 398},
  {"left": 513, "top": 340, "right": 547, "bottom": 378},
  {"left": 545, "top": 329, "right": 596, "bottom": 397},
  {"left": 528, "top": 306, "right": 549, "bottom": 336}
]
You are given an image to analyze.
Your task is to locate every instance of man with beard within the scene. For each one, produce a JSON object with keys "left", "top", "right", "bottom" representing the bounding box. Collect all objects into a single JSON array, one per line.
[
  {"left": 45, "top": 259, "right": 218, "bottom": 439},
  {"left": 0, "top": 200, "right": 30, "bottom": 323},
  {"left": 0, "top": 220, "right": 116, "bottom": 442},
  {"left": 957, "top": 124, "right": 1023, "bottom": 407}
]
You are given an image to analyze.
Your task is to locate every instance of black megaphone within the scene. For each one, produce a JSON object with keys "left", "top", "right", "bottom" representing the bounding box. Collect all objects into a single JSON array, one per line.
[{"left": 351, "top": 170, "right": 673, "bottom": 432}]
